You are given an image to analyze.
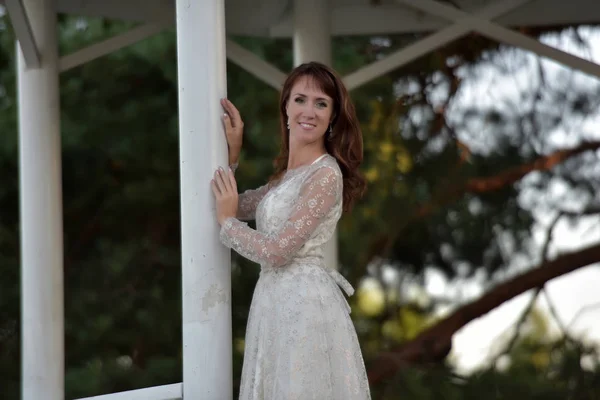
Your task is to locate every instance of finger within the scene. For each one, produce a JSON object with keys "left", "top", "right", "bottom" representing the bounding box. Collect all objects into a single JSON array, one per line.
[
  {"left": 226, "top": 99, "right": 242, "bottom": 126},
  {"left": 221, "top": 99, "right": 235, "bottom": 126},
  {"left": 222, "top": 113, "right": 233, "bottom": 132},
  {"left": 219, "top": 167, "right": 233, "bottom": 193},
  {"left": 211, "top": 179, "right": 221, "bottom": 197},
  {"left": 216, "top": 167, "right": 232, "bottom": 195},
  {"left": 227, "top": 167, "right": 237, "bottom": 191},
  {"left": 214, "top": 169, "right": 226, "bottom": 194}
]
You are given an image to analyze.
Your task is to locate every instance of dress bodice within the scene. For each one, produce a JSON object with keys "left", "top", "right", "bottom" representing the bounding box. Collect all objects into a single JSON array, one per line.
[
  {"left": 220, "top": 153, "right": 342, "bottom": 270},
  {"left": 254, "top": 154, "right": 341, "bottom": 268}
]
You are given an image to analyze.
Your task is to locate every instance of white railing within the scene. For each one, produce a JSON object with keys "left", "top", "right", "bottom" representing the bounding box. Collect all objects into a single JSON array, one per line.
[{"left": 74, "top": 383, "right": 182, "bottom": 400}]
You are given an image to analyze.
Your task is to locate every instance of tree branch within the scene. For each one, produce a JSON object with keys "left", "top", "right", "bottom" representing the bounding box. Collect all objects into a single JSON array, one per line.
[
  {"left": 568, "top": 301, "right": 600, "bottom": 331},
  {"left": 415, "top": 140, "right": 600, "bottom": 219},
  {"left": 371, "top": 141, "right": 600, "bottom": 265},
  {"left": 367, "top": 241, "right": 600, "bottom": 385},
  {"left": 491, "top": 286, "right": 542, "bottom": 368},
  {"left": 542, "top": 288, "right": 571, "bottom": 340},
  {"left": 558, "top": 204, "right": 600, "bottom": 217}
]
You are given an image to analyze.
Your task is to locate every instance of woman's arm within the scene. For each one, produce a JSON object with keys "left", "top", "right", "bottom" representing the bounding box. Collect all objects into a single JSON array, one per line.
[
  {"left": 219, "top": 166, "right": 342, "bottom": 267},
  {"left": 236, "top": 183, "right": 270, "bottom": 221}
]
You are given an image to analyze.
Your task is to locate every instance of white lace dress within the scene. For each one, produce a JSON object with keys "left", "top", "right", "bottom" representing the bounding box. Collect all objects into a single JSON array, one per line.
[{"left": 220, "top": 153, "right": 371, "bottom": 400}]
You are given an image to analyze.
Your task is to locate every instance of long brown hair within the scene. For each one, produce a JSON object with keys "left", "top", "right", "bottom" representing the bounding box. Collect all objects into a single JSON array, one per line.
[{"left": 271, "top": 62, "right": 366, "bottom": 212}]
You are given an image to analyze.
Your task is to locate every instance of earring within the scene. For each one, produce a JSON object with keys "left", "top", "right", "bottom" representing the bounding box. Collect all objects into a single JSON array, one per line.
[
  {"left": 287, "top": 119, "right": 290, "bottom": 130},
  {"left": 328, "top": 124, "right": 334, "bottom": 141}
]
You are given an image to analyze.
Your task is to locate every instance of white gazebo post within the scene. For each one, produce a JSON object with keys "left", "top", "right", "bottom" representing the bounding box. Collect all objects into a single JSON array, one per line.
[
  {"left": 293, "top": 0, "right": 338, "bottom": 271},
  {"left": 293, "top": 0, "right": 331, "bottom": 67},
  {"left": 16, "top": 0, "right": 64, "bottom": 399},
  {"left": 175, "top": 0, "right": 232, "bottom": 399}
]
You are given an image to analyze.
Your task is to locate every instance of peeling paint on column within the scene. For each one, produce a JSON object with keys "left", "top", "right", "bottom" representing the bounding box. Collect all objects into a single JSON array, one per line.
[{"left": 201, "top": 284, "right": 227, "bottom": 312}]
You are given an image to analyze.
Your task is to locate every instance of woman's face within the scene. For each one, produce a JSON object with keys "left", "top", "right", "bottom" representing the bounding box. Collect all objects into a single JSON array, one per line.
[{"left": 285, "top": 75, "right": 334, "bottom": 145}]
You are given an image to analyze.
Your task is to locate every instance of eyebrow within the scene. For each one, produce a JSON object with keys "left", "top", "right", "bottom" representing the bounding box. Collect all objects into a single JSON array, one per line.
[{"left": 292, "top": 93, "right": 331, "bottom": 102}]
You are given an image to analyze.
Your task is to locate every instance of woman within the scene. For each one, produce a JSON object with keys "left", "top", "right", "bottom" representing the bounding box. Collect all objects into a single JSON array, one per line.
[{"left": 211, "top": 62, "right": 371, "bottom": 400}]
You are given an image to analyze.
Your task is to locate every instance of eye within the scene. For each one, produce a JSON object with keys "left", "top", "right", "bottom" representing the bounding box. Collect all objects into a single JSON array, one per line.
[
  {"left": 316, "top": 101, "right": 328, "bottom": 108},
  {"left": 294, "top": 97, "right": 305, "bottom": 104}
]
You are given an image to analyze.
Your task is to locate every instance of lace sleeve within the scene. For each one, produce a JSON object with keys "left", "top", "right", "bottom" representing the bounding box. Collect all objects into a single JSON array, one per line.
[
  {"left": 236, "top": 183, "right": 270, "bottom": 221},
  {"left": 220, "top": 166, "right": 342, "bottom": 267}
]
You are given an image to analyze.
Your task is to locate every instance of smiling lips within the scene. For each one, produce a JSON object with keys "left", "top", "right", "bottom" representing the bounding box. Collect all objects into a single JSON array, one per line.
[{"left": 299, "top": 122, "right": 317, "bottom": 130}]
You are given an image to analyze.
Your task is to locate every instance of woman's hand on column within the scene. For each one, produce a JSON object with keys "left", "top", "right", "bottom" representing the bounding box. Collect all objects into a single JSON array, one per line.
[
  {"left": 221, "top": 98, "right": 243, "bottom": 165},
  {"left": 211, "top": 166, "right": 239, "bottom": 225}
]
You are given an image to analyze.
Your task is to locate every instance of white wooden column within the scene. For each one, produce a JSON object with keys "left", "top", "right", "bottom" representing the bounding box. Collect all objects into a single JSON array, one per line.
[
  {"left": 175, "top": 0, "right": 232, "bottom": 399},
  {"left": 17, "top": 1, "right": 64, "bottom": 399},
  {"left": 293, "top": 0, "right": 332, "bottom": 66},
  {"left": 293, "top": 0, "right": 338, "bottom": 271}
]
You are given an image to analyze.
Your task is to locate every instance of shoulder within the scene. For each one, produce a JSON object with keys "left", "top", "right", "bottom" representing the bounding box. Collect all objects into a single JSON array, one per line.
[
  {"left": 311, "top": 154, "right": 341, "bottom": 176},
  {"left": 303, "top": 154, "right": 343, "bottom": 191}
]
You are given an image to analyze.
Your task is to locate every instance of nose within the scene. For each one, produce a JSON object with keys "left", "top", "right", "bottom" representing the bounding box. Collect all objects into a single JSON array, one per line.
[{"left": 302, "top": 104, "right": 316, "bottom": 118}]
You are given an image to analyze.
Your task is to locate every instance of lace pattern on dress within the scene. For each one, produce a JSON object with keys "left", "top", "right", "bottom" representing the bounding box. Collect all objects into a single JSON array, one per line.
[
  {"left": 236, "top": 183, "right": 270, "bottom": 221},
  {"left": 220, "top": 165, "right": 342, "bottom": 268}
]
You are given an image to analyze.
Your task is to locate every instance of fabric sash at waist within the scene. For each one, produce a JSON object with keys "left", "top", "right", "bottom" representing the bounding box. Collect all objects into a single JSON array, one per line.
[{"left": 276, "top": 255, "right": 355, "bottom": 298}]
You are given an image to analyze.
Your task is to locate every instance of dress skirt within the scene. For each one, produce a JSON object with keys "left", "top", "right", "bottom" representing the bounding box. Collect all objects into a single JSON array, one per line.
[{"left": 238, "top": 261, "right": 371, "bottom": 400}]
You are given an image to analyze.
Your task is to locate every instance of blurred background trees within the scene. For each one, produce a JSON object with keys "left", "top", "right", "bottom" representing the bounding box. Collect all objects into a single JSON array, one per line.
[{"left": 1, "top": 11, "right": 599, "bottom": 399}]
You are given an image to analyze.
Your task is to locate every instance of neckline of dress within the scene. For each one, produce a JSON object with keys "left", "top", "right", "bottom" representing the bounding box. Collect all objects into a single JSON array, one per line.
[{"left": 285, "top": 153, "right": 328, "bottom": 174}]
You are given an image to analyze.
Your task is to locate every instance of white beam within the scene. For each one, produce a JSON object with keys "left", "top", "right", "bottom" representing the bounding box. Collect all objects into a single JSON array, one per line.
[
  {"left": 55, "top": 0, "right": 174, "bottom": 24},
  {"left": 18, "top": 0, "right": 63, "bottom": 399},
  {"left": 2, "top": 0, "right": 600, "bottom": 37},
  {"left": 495, "top": 0, "right": 600, "bottom": 27},
  {"left": 399, "top": 0, "right": 600, "bottom": 79},
  {"left": 59, "top": 21, "right": 171, "bottom": 72},
  {"left": 74, "top": 383, "right": 182, "bottom": 400},
  {"left": 271, "top": 4, "right": 446, "bottom": 37},
  {"left": 225, "top": 39, "right": 286, "bottom": 90},
  {"left": 58, "top": 21, "right": 288, "bottom": 91},
  {"left": 175, "top": 0, "right": 232, "bottom": 399},
  {"left": 344, "top": 0, "right": 531, "bottom": 90},
  {"left": 270, "top": 0, "right": 600, "bottom": 38},
  {"left": 344, "top": 23, "right": 467, "bottom": 91},
  {"left": 5, "top": 0, "right": 40, "bottom": 68},
  {"left": 1, "top": 0, "right": 288, "bottom": 35}
]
